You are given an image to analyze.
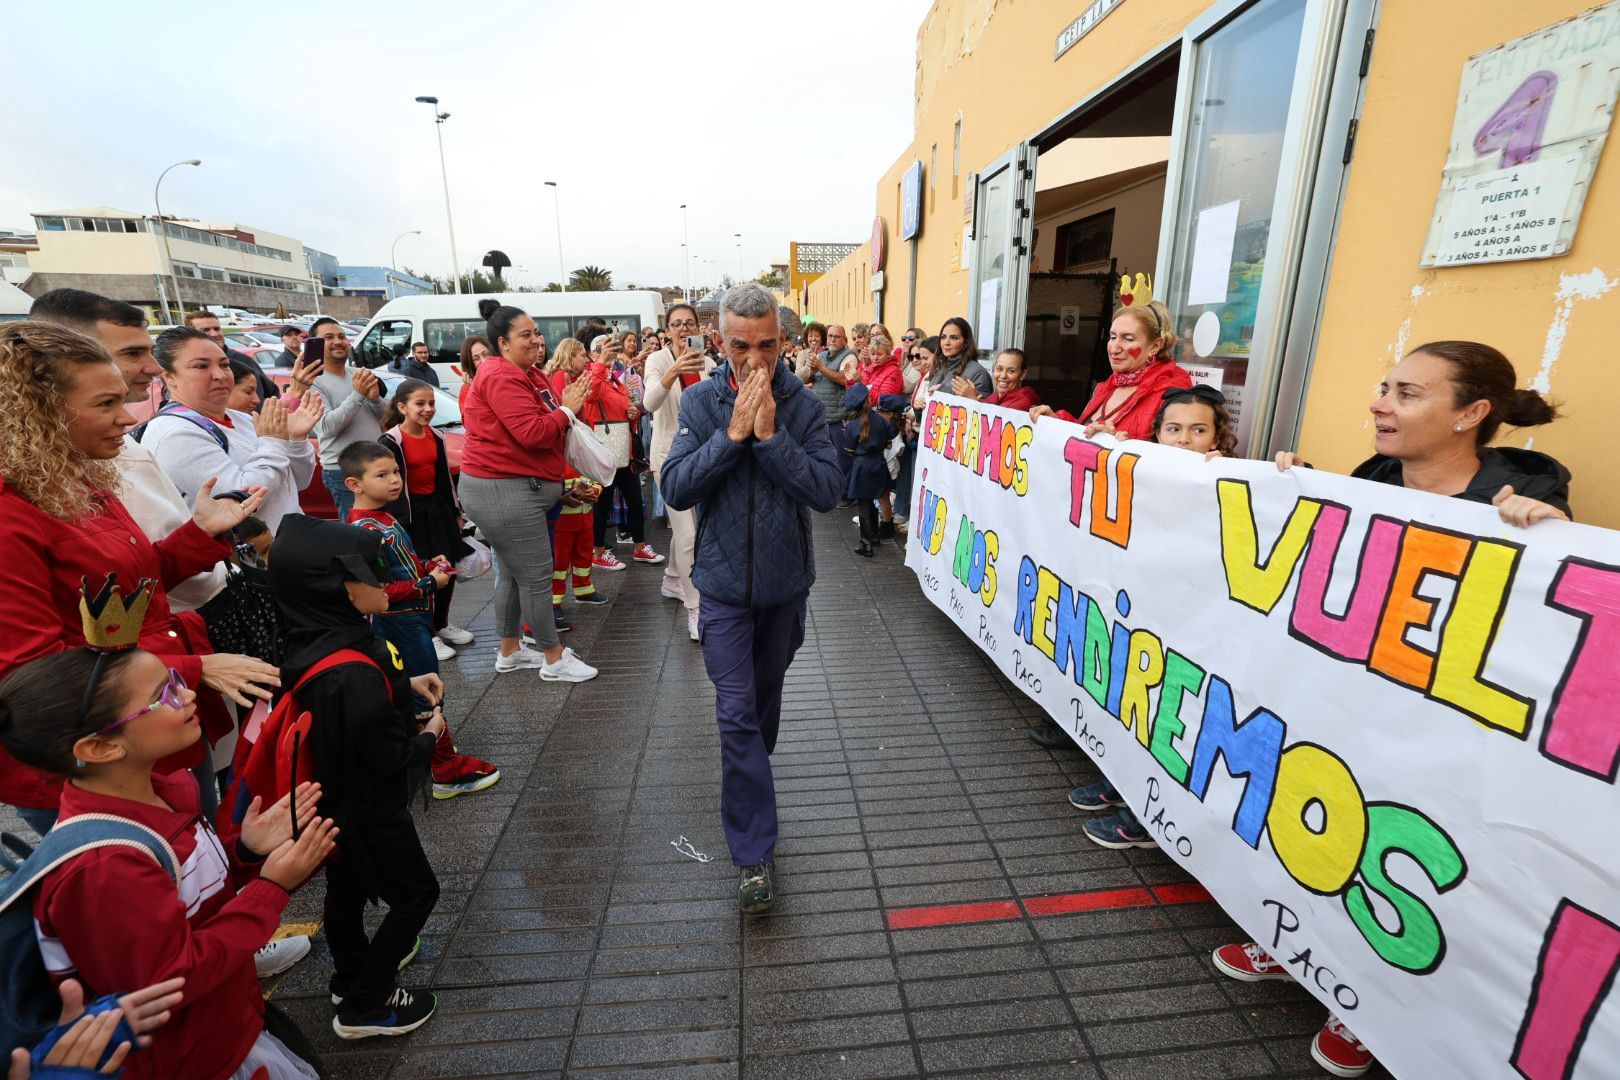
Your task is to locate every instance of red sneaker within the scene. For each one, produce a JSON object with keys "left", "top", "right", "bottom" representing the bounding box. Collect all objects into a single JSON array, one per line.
[
  {"left": 1212, "top": 942, "right": 1292, "bottom": 982},
  {"left": 1311, "top": 1015, "right": 1373, "bottom": 1078},
  {"left": 592, "top": 550, "right": 626, "bottom": 571},
  {"left": 632, "top": 543, "right": 665, "bottom": 565}
]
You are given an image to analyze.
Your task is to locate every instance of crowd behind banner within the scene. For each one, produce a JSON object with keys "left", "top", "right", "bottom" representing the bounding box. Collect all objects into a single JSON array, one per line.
[{"left": 0, "top": 274, "right": 1585, "bottom": 1078}]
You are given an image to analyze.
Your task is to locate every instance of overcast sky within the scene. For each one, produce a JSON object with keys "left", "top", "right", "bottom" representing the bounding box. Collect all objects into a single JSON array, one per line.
[{"left": 0, "top": 0, "right": 927, "bottom": 289}]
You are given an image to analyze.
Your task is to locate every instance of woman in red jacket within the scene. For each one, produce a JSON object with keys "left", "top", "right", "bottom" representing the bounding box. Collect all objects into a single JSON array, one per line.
[
  {"left": 954, "top": 348, "right": 1043, "bottom": 412},
  {"left": 858, "top": 333, "right": 905, "bottom": 405},
  {"left": 456, "top": 304, "right": 597, "bottom": 682},
  {"left": 1030, "top": 300, "right": 1192, "bottom": 440},
  {"left": 0, "top": 643, "right": 337, "bottom": 1079},
  {"left": 0, "top": 323, "right": 276, "bottom": 833},
  {"left": 549, "top": 336, "right": 664, "bottom": 570}
]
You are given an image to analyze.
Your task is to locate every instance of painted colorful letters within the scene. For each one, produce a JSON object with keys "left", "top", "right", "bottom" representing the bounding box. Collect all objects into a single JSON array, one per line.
[{"left": 906, "top": 396, "right": 1620, "bottom": 1079}]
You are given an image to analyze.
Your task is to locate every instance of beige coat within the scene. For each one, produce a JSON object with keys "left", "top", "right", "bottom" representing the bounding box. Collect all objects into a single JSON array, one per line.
[{"left": 643, "top": 347, "right": 716, "bottom": 470}]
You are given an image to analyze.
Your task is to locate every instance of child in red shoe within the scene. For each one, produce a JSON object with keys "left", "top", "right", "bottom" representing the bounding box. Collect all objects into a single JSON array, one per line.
[{"left": 340, "top": 441, "right": 499, "bottom": 801}]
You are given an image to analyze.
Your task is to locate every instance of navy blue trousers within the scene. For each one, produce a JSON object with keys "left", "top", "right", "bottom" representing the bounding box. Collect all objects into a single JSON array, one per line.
[{"left": 699, "top": 593, "right": 808, "bottom": 867}]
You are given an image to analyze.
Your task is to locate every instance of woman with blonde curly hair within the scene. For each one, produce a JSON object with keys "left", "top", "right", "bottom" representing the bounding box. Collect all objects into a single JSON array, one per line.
[{"left": 0, "top": 321, "right": 275, "bottom": 833}]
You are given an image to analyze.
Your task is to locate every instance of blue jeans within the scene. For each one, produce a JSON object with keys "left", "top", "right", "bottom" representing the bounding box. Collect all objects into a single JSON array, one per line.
[
  {"left": 323, "top": 468, "right": 355, "bottom": 521},
  {"left": 374, "top": 610, "right": 437, "bottom": 712},
  {"left": 698, "top": 594, "right": 808, "bottom": 866}
]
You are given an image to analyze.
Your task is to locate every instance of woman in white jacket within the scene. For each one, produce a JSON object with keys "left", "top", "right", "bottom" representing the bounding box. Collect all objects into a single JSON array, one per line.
[
  {"left": 142, "top": 326, "right": 322, "bottom": 532},
  {"left": 641, "top": 305, "right": 713, "bottom": 641}
]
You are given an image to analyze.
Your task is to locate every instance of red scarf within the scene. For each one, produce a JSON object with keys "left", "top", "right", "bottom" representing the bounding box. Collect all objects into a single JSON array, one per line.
[{"left": 1108, "top": 360, "right": 1160, "bottom": 387}]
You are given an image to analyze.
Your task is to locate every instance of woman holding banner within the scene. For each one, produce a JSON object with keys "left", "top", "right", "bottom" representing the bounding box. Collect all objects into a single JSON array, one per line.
[
  {"left": 1219, "top": 339, "right": 1570, "bottom": 1079},
  {"left": 1029, "top": 296, "right": 1191, "bottom": 440}
]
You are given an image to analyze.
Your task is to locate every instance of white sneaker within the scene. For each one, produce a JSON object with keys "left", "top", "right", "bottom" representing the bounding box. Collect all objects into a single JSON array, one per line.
[
  {"left": 495, "top": 646, "right": 547, "bottom": 672},
  {"left": 432, "top": 637, "right": 456, "bottom": 662},
  {"left": 438, "top": 624, "right": 474, "bottom": 646},
  {"left": 255, "top": 934, "right": 311, "bottom": 978},
  {"left": 660, "top": 578, "right": 685, "bottom": 601},
  {"left": 540, "top": 648, "right": 598, "bottom": 683},
  {"left": 687, "top": 611, "right": 700, "bottom": 642}
]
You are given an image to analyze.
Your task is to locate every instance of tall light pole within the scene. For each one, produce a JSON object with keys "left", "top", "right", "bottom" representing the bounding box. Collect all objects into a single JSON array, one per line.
[
  {"left": 389, "top": 230, "right": 421, "bottom": 300},
  {"left": 153, "top": 159, "right": 200, "bottom": 323},
  {"left": 544, "top": 182, "right": 566, "bottom": 292},
  {"left": 415, "top": 95, "right": 462, "bottom": 294},
  {"left": 680, "top": 204, "right": 691, "bottom": 303},
  {"left": 735, "top": 232, "right": 743, "bottom": 284}
]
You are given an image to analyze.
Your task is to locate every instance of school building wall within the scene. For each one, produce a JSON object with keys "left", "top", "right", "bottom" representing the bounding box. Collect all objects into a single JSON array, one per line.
[
  {"left": 813, "top": 0, "right": 1616, "bottom": 527},
  {"left": 1298, "top": 0, "right": 1616, "bottom": 528}
]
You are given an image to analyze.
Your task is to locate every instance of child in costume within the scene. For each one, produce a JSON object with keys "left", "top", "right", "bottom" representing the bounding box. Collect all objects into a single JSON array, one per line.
[
  {"left": 268, "top": 514, "right": 444, "bottom": 1039},
  {"left": 340, "top": 441, "right": 499, "bottom": 801},
  {"left": 0, "top": 575, "right": 336, "bottom": 1079},
  {"left": 553, "top": 476, "right": 604, "bottom": 609}
]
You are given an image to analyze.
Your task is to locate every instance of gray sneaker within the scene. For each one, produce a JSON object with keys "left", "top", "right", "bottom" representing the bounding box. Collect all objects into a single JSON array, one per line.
[{"left": 739, "top": 861, "right": 776, "bottom": 915}]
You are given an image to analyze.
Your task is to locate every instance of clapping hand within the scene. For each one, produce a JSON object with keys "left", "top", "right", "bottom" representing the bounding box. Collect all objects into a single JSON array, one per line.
[
  {"left": 190, "top": 476, "right": 267, "bottom": 536},
  {"left": 286, "top": 391, "right": 325, "bottom": 440},
  {"left": 241, "top": 781, "right": 323, "bottom": 856},
  {"left": 7, "top": 977, "right": 187, "bottom": 1078},
  {"left": 951, "top": 376, "right": 979, "bottom": 400},
  {"left": 253, "top": 397, "right": 290, "bottom": 440},
  {"left": 351, "top": 369, "right": 381, "bottom": 400},
  {"left": 259, "top": 817, "right": 339, "bottom": 891},
  {"left": 561, "top": 374, "right": 591, "bottom": 414}
]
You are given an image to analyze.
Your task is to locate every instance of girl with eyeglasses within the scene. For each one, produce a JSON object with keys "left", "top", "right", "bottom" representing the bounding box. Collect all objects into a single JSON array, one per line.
[{"left": 0, "top": 645, "right": 337, "bottom": 1080}]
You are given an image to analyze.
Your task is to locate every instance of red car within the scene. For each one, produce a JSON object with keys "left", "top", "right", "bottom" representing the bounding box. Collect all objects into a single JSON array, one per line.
[{"left": 125, "top": 369, "right": 466, "bottom": 520}]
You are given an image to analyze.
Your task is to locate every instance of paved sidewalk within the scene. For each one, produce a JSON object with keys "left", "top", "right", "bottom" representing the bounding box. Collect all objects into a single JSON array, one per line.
[{"left": 4, "top": 512, "right": 1391, "bottom": 1078}]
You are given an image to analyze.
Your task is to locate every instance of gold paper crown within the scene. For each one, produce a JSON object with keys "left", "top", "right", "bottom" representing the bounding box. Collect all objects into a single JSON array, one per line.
[
  {"left": 1118, "top": 272, "right": 1154, "bottom": 309},
  {"left": 78, "top": 574, "right": 154, "bottom": 652}
]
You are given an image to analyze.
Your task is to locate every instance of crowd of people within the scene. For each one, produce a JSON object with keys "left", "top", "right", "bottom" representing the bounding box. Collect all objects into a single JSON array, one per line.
[{"left": 0, "top": 276, "right": 1575, "bottom": 1078}]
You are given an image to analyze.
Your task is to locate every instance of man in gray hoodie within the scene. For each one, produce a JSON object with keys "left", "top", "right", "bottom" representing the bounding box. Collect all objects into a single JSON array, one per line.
[{"left": 306, "top": 316, "right": 386, "bottom": 520}]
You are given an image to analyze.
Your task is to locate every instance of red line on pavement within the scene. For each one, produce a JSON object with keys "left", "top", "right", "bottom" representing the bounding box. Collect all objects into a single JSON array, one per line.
[
  {"left": 887, "top": 899, "right": 1021, "bottom": 930},
  {"left": 885, "top": 881, "right": 1214, "bottom": 931}
]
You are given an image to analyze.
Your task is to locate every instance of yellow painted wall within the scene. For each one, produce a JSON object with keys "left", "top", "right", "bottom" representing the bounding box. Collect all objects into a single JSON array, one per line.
[
  {"left": 1299, "top": 0, "right": 1617, "bottom": 527},
  {"left": 815, "top": 0, "right": 1218, "bottom": 335}
]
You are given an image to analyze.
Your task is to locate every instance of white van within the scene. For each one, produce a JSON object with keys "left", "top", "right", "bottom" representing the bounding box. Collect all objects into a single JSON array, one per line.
[{"left": 353, "top": 291, "right": 666, "bottom": 386}]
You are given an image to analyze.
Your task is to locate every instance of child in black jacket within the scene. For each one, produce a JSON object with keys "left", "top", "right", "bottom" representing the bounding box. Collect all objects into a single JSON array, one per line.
[{"left": 268, "top": 514, "right": 443, "bottom": 1040}]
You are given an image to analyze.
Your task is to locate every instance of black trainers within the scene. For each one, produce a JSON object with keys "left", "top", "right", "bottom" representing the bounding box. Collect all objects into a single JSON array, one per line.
[
  {"left": 552, "top": 610, "right": 573, "bottom": 633},
  {"left": 739, "top": 861, "right": 776, "bottom": 915},
  {"left": 1028, "top": 717, "right": 1069, "bottom": 749},
  {"left": 878, "top": 520, "right": 896, "bottom": 539},
  {"left": 332, "top": 986, "right": 437, "bottom": 1039},
  {"left": 330, "top": 937, "right": 424, "bottom": 1004}
]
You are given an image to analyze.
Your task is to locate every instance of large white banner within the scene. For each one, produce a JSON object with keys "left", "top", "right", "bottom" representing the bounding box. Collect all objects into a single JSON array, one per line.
[{"left": 904, "top": 395, "right": 1620, "bottom": 1079}]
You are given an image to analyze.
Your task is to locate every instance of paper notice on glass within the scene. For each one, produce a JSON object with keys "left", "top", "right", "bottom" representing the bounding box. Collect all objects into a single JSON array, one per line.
[
  {"left": 978, "top": 278, "right": 1002, "bottom": 352},
  {"left": 1183, "top": 362, "right": 1225, "bottom": 394},
  {"left": 1186, "top": 200, "right": 1241, "bottom": 306}
]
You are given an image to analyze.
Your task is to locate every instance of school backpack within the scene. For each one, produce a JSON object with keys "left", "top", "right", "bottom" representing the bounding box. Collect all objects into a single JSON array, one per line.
[
  {"left": 0, "top": 817, "right": 177, "bottom": 1058},
  {"left": 237, "top": 649, "right": 382, "bottom": 826}
]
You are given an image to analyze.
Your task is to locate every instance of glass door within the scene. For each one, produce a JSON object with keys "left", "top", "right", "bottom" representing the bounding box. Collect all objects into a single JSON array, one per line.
[
  {"left": 1157, "top": 0, "right": 1341, "bottom": 451},
  {"left": 970, "top": 163, "right": 1012, "bottom": 354}
]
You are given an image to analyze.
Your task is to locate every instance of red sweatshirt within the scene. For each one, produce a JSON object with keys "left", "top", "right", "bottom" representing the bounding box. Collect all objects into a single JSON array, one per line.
[
  {"left": 859, "top": 358, "right": 904, "bottom": 404},
  {"left": 985, "top": 385, "right": 1042, "bottom": 411},
  {"left": 459, "top": 356, "right": 570, "bottom": 481},
  {"left": 1052, "top": 361, "right": 1193, "bottom": 441},
  {"left": 0, "top": 482, "right": 231, "bottom": 809},
  {"left": 33, "top": 771, "right": 288, "bottom": 1080},
  {"left": 347, "top": 506, "right": 436, "bottom": 613},
  {"left": 552, "top": 366, "right": 630, "bottom": 427}
]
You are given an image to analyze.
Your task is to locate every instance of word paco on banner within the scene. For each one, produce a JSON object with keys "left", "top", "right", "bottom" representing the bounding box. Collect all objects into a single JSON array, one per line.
[{"left": 903, "top": 395, "right": 1619, "bottom": 1079}]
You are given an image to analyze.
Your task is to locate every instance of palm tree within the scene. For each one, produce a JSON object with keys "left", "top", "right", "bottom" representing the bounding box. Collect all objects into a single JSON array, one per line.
[{"left": 570, "top": 265, "right": 613, "bottom": 291}]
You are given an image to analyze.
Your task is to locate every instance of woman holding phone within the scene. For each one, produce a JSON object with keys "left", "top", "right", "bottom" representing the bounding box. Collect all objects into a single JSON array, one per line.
[{"left": 643, "top": 305, "right": 714, "bottom": 640}]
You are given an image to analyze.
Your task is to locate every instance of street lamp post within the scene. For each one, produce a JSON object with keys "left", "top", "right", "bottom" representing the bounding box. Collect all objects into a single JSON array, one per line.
[
  {"left": 680, "top": 204, "right": 691, "bottom": 303},
  {"left": 153, "top": 159, "right": 200, "bottom": 323},
  {"left": 389, "top": 229, "right": 421, "bottom": 300},
  {"left": 544, "top": 182, "right": 566, "bottom": 292},
  {"left": 415, "top": 96, "right": 462, "bottom": 294},
  {"left": 735, "top": 233, "right": 743, "bottom": 284}
]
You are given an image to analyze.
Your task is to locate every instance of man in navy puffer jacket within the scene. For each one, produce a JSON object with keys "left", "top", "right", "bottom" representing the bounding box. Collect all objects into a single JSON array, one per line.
[{"left": 661, "top": 285, "right": 844, "bottom": 914}]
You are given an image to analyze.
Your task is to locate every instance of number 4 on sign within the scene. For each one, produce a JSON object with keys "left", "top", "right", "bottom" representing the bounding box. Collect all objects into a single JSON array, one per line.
[
  {"left": 1511, "top": 899, "right": 1620, "bottom": 1080},
  {"left": 1474, "top": 71, "right": 1556, "bottom": 168}
]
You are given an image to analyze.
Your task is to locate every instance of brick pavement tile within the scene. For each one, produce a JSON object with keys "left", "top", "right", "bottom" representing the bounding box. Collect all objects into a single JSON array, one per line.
[
  {"left": 916, "top": 1028, "right": 1091, "bottom": 1073},
  {"left": 389, "top": 1037, "right": 570, "bottom": 1078},
  {"left": 1085, "top": 1011, "right": 1256, "bottom": 1056},
  {"left": 743, "top": 1012, "right": 912, "bottom": 1055},
  {"left": 577, "top": 996, "right": 739, "bottom": 1034},
  {"left": 740, "top": 1045, "right": 919, "bottom": 1080},
  {"left": 1097, "top": 1043, "right": 1279, "bottom": 1080},
  {"left": 435, "top": 952, "right": 594, "bottom": 986},
  {"left": 742, "top": 957, "right": 899, "bottom": 994},
  {"left": 743, "top": 983, "right": 905, "bottom": 1024},
  {"left": 457, "top": 906, "right": 600, "bottom": 932},
  {"left": 900, "top": 968, "right": 1062, "bottom": 1010},
  {"left": 1058, "top": 955, "right": 1215, "bottom": 994},
  {"left": 583, "top": 969, "right": 739, "bottom": 1005},
  {"left": 1068, "top": 982, "right": 1233, "bottom": 1023},
  {"left": 597, "top": 918, "right": 736, "bottom": 949},
  {"left": 879, "top": 879, "right": 1016, "bottom": 907},
  {"left": 567, "top": 1028, "right": 739, "bottom": 1069},
  {"left": 893, "top": 942, "right": 1051, "bottom": 982},
  {"left": 412, "top": 1004, "right": 579, "bottom": 1045},
  {"left": 432, "top": 981, "right": 586, "bottom": 1013},
  {"left": 890, "top": 919, "right": 1036, "bottom": 954},
  {"left": 908, "top": 997, "right": 1073, "bottom": 1040},
  {"left": 588, "top": 941, "right": 742, "bottom": 976}
]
